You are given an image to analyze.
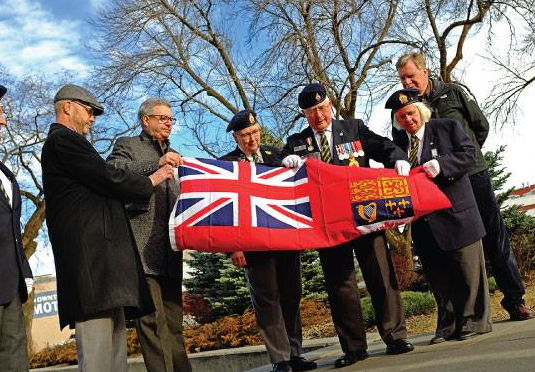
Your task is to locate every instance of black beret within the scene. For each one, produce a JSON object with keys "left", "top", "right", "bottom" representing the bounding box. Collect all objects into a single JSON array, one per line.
[
  {"left": 298, "top": 83, "right": 327, "bottom": 109},
  {"left": 226, "top": 109, "right": 257, "bottom": 132},
  {"left": 54, "top": 84, "right": 104, "bottom": 116},
  {"left": 385, "top": 88, "right": 420, "bottom": 112},
  {"left": 0, "top": 84, "right": 6, "bottom": 99}
]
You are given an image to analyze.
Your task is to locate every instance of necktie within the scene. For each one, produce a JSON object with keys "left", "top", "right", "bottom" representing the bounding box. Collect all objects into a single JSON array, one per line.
[
  {"left": 0, "top": 181, "right": 10, "bottom": 204},
  {"left": 409, "top": 134, "right": 419, "bottom": 168},
  {"left": 251, "top": 152, "right": 259, "bottom": 163},
  {"left": 319, "top": 131, "right": 333, "bottom": 163}
]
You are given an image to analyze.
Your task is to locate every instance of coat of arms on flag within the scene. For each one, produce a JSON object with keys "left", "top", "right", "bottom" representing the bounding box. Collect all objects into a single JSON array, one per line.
[{"left": 169, "top": 158, "right": 452, "bottom": 252}]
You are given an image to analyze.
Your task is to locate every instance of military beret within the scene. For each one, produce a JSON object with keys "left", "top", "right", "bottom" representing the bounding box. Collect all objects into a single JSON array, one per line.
[
  {"left": 54, "top": 84, "right": 104, "bottom": 116},
  {"left": 385, "top": 88, "right": 420, "bottom": 112},
  {"left": 226, "top": 109, "right": 257, "bottom": 132},
  {"left": 0, "top": 84, "right": 6, "bottom": 99},
  {"left": 298, "top": 83, "right": 327, "bottom": 109}
]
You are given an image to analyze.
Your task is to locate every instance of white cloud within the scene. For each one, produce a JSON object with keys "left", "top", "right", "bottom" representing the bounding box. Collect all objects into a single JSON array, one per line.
[{"left": 0, "top": 0, "right": 89, "bottom": 77}]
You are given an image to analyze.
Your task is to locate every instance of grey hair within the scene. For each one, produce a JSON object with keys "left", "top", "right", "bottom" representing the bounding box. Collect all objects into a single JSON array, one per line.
[
  {"left": 392, "top": 102, "right": 432, "bottom": 130},
  {"left": 138, "top": 98, "right": 172, "bottom": 125}
]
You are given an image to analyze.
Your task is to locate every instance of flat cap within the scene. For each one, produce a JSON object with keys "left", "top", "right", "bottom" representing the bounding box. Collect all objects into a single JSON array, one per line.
[
  {"left": 0, "top": 84, "right": 6, "bottom": 99},
  {"left": 385, "top": 88, "right": 420, "bottom": 112},
  {"left": 54, "top": 84, "right": 104, "bottom": 116},
  {"left": 298, "top": 83, "right": 327, "bottom": 109},
  {"left": 226, "top": 109, "right": 257, "bottom": 132}
]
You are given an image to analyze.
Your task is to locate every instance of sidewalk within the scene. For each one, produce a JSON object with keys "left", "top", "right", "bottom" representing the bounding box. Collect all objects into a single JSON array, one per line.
[{"left": 245, "top": 318, "right": 535, "bottom": 372}]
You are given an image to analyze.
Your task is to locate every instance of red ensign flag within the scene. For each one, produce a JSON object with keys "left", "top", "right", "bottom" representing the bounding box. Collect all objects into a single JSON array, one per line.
[{"left": 169, "top": 158, "right": 451, "bottom": 252}]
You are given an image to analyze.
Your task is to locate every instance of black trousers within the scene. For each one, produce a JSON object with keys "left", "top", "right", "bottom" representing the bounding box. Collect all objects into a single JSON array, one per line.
[
  {"left": 135, "top": 275, "right": 191, "bottom": 372},
  {"left": 469, "top": 169, "right": 525, "bottom": 310},
  {"left": 245, "top": 251, "right": 302, "bottom": 363},
  {"left": 319, "top": 231, "right": 407, "bottom": 353},
  {"left": 0, "top": 295, "right": 28, "bottom": 372}
]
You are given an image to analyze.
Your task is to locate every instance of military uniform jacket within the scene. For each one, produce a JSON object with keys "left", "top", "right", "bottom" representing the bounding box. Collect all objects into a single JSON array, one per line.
[
  {"left": 393, "top": 79, "right": 489, "bottom": 176},
  {"left": 0, "top": 162, "right": 32, "bottom": 305},
  {"left": 219, "top": 145, "right": 283, "bottom": 264},
  {"left": 107, "top": 131, "right": 182, "bottom": 280},
  {"left": 393, "top": 118, "right": 485, "bottom": 251},
  {"left": 42, "top": 123, "right": 155, "bottom": 329},
  {"left": 281, "top": 118, "right": 407, "bottom": 168}
]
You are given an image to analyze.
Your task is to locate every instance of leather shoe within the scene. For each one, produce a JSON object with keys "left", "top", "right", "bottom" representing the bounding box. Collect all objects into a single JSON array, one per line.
[
  {"left": 458, "top": 330, "right": 477, "bottom": 340},
  {"left": 385, "top": 339, "right": 414, "bottom": 354},
  {"left": 334, "top": 350, "right": 368, "bottom": 368},
  {"left": 508, "top": 304, "right": 535, "bottom": 321},
  {"left": 429, "top": 335, "right": 446, "bottom": 344},
  {"left": 272, "top": 361, "right": 291, "bottom": 372},
  {"left": 289, "top": 356, "right": 317, "bottom": 371}
]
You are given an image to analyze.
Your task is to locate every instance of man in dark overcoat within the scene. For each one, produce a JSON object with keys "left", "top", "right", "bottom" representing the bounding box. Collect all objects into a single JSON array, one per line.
[
  {"left": 0, "top": 83, "right": 34, "bottom": 372},
  {"left": 386, "top": 88, "right": 492, "bottom": 342},
  {"left": 41, "top": 84, "right": 174, "bottom": 372},
  {"left": 107, "top": 98, "right": 191, "bottom": 372},
  {"left": 280, "top": 83, "right": 414, "bottom": 368},
  {"left": 219, "top": 110, "right": 317, "bottom": 372},
  {"left": 395, "top": 52, "right": 532, "bottom": 321}
]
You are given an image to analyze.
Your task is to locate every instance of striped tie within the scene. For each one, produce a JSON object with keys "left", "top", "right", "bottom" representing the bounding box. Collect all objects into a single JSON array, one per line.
[
  {"left": 0, "top": 181, "right": 10, "bottom": 204},
  {"left": 409, "top": 134, "right": 419, "bottom": 168},
  {"left": 251, "top": 152, "right": 259, "bottom": 163},
  {"left": 319, "top": 131, "right": 333, "bottom": 163}
]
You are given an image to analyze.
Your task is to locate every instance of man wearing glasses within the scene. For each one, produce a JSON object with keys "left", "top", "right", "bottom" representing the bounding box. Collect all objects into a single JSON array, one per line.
[
  {"left": 107, "top": 98, "right": 191, "bottom": 372},
  {"left": 42, "top": 85, "right": 175, "bottom": 372},
  {"left": 280, "top": 83, "right": 414, "bottom": 368}
]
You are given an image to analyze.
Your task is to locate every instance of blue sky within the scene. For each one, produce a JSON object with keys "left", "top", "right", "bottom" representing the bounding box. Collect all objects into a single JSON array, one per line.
[{"left": 2, "top": 0, "right": 534, "bottom": 275}]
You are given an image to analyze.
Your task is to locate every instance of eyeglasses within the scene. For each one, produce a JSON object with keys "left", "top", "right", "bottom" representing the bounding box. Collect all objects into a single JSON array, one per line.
[
  {"left": 71, "top": 101, "right": 94, "bottom": 117},
  {"left": 236, "top": 128, "right": 260, "bottom": 139},
  {"left": 146, "top": 115, "right": 176, "bottom": 124},
  {"left": 302, "top": 102, "right": 331, "bottom": 116}
]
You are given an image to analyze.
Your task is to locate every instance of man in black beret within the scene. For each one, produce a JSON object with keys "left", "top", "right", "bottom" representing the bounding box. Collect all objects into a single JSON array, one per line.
[
  {"left": 280, "top": 83, "right": 414, "bottom": 368},
  {"left": 42, "top": 84, "right": 175, "bottom": 372},
  {"left": 219, "top": 110, "right": 317, "bottom": 372},
  {"left": 0, "top": 84, "right": 34, "bottom": 372}
]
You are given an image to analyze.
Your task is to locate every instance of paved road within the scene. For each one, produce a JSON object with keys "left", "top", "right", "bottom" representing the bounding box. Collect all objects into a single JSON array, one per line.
[{"left": 247, "top": 318, "right": 535, "bottom": 372}]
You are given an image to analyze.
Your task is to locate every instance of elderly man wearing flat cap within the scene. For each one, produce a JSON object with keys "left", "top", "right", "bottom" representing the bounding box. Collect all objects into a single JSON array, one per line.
[
  {"left": 41, "top": 84, "right": 175, "bottom": 372},
  {"left": 219, "top": 110, "right": 317, "bottom": 372},
  {"left": 0, "top": 84, "right": 34, "bottom": 372},
  {"left": 280, "top": 83, "right": 414, "bottom": 368},
  {"left": 386, "top": 88, "right": 492, "bottom": 343}
]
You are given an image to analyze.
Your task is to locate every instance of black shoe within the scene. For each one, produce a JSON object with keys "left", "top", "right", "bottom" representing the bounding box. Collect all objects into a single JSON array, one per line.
[
  {"left": 334, "top": 351, "right": 368, "bottom": 368},
  {"left": 289, "top": 356, "right": 317, "bottom": 371},
  {"left": 508, "top": 304, "right": 535, "bottom": 321},
  {"left": 385, "top": 339, "right": 415, "bottom": 355},
  {"left": 458, "top": 330, "right": 477, "bottom": 341},
  {"left": 429, "top": 335, "right": 446, "bottom": 345},
  {"left": 273, "top": 361, "right": 292, "bottom": 372}
]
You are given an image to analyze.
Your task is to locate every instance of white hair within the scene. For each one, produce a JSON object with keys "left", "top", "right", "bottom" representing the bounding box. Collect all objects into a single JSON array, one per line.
[{"left": 392, "top": 102, "right": 432, "bottom": 130}]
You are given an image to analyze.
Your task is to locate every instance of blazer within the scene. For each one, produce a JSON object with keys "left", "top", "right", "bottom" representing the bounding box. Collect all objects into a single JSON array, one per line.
[
  {"left": 219, "top": 145, "right": 283, "bottom": 264},
  {"left": 0, "top": 162, "right": 32, "bottom": 304},
  {"left": 107, "top": 131, "right": 182, "bottom": 280},
  {"left": 393, "top": 118, "right": 485, "bottom": 251},
  {"left": 281, "top": 118, "right": 407, "bottom": 168},
  {"left": 42, "top": 123, "right": 155, "bottom": 329}
]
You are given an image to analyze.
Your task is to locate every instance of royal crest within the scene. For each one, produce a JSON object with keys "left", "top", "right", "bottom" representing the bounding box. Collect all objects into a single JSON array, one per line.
[{"left": 248, "top": 113, "right": 255, "bottom": 124}]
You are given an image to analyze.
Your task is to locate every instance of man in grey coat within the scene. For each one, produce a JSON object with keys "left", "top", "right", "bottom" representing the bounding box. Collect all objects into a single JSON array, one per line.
[{"left": 107, "top": 98, "right": 191, "bottom": 372}]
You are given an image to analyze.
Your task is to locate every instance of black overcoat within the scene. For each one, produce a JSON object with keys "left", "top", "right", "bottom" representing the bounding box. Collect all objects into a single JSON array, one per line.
[
  {"left": 0, "top": 162, "right": 32, "bottom": 305},
  {"left": 41, "top": 123, "right": 155, "bottom": 329}
]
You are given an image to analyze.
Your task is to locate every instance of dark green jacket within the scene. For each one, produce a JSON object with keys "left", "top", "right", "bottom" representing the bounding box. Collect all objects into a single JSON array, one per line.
[{"left": 393, "top": 79, "right": 489, "bottom": 175}]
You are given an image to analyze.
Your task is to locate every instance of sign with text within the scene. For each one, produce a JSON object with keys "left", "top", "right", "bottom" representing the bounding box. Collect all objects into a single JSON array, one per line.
[{"left": 33, "top": 291, "right": 59, "bottom": 319}]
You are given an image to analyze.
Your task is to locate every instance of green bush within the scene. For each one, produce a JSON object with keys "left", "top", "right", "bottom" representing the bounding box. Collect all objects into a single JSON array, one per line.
[{"left": 360, "top": 291, "right": 436, "bottom": 328}]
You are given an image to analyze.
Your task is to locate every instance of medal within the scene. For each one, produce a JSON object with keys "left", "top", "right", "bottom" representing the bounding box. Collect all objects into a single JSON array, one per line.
[
  {"left": 349, "top": 155, "right": 359, "bottom": 167},
  {"left": 335, "top": 144, "right": 345, "bottom": 160},
  {"left": 306, "top": 137, "right": 314, "bottom": 151}
]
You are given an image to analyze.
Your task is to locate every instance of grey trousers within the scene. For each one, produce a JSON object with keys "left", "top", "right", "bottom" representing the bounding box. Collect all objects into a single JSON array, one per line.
[
  {"left": 0, "top": 295, "right": 28, "bottom": 372},
  {"left": 75, "top": 308, "right": 127, "bottom": 372},
  {"left": 415, "top": 233, "right": 492, "bottom": 338},
  {"left": 245, "top": 251, "right": 302, "bottom": 363},
  {"left": 135, "top": 276, "right": 191, "bottom": 372}
]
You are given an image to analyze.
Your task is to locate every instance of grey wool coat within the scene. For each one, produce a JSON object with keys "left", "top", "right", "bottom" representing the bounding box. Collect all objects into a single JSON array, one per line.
[{"left": 107, "top": 131, "right": 183, "bottom": 280}]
